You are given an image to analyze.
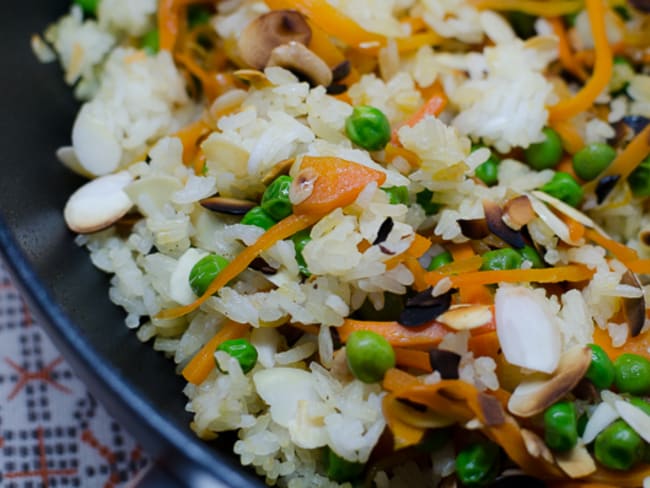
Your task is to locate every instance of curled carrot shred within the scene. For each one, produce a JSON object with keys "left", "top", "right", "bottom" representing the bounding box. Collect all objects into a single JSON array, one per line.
[
  {"left": 549, "top": 17, "right": 589, "bottom": 82},
  {"left": 393, "top": 348, "right": 432, "bottom": 372},
  {"left": 584, "top": 228, "right": 639, "bottom": 262},
  {"left": 175, "top": 119, "right": 210, "bottom": 166},
  {"left": 548, "top": 0, "right": 612, "bottom": 122},
  {"left": 182, "top": 320, "right": 250, "bottom": 384},
  {"left": 158, "top": 0, "right": 215, "bottom": 52},
  {"left": 156, "top": 213, "right": 319, "bottom": 320}
]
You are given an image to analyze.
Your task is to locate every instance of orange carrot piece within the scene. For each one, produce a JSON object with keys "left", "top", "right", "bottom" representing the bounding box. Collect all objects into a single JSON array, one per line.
[
  {"left": 448, "top": 243, "right": 492, "bottom": 304},
  {"left": 401, "top": 16, "right": 427, "bottom": 33},
  {"left": 584, "top": 228, "right": 638, "bottom": 262},
  {"left": 263, "top": 0, "right": 385, "bottom": 49},
  {"left": 625, "top": 259, "right": 650, "bottom": 274},
  {"left": 436, "top": 255, "right": 484, "bottom": 275},
  {"left": 551, "top": 120, "right": 585, "bottom": 155},
  {"left": 175, "top": 119, "right": 210, "bottom": 165},
  {"left": 409, "top": 234, "right": 432, "bottom": 258},
  {"left": 593, "top": 326, "right": 650, "bottom": 361},
  {"left": 467, "top": 331, "right": 500, "bottom": 360},
  {"left": 427, "top": 265, "right": 594, "bottom": 288},
  {"left": 549, "top": 17, "right": 589, "bottom": 82},
  {"left": 394, "top": 348, "right": 432, "bottom": 372},
  {"left": 158, "top": 0, "right": 214, "bottom": 52},
  {"left": 548, "top": 0, "right": 612, "bottom": 122},
  {"left": 157, "top": 214, "right": 319, "bottom": 320},
  {"left": 383, "top": 367, "right": 421, "bottom": 393},
  {"left": 558, "top": 211, "right": 586, "bottom": 243},
  {"left": 404, "top": 256, "right": 430, "bottom": 292},
  {"left": 395, "top": 31, "right": 443, "bottom": 53},
  {"left": 293, "top": 156, "right": 387, "bottom": 217},
  {"left": 182, "top": 321, "right": 250, "bottom": 384}
]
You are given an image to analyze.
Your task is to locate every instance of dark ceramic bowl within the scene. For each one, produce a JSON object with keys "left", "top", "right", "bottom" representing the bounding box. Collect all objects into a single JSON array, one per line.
[{"left": 0, "top": 3, "right": 263, "bottom": 486}]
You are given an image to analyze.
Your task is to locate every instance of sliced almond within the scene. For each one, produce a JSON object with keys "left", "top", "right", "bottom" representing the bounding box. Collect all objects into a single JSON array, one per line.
[
  {"left": 615, "top": 400, "right": 650, "bottom": 443},
  {"left": 233, "top": 69, "right": 273, "bottom": 89},
  {"left": 483, "top": 199, "right": 525, "bottom": 248},
  {"left": 503, "top": 195, "right": 535, "bottom": 230},
  {"left": 495, "top": 286, "right": 561, "bottom": 374},
  {"left": 582, "top": 401, "right": 619, "bottom": 444},
  {"left": 436, "top": 304, "right": 493, "bottom": 331},
  {"left": 530, "top": 190, "right": 599, "bottom": 229},
  {"left": 63, "top": 171, "right": 133, "bottom": 234},
  {"left": 555, "top": 444, "right": 597, "bottom": 479},
  {"left": 521, "top": 428, "right": 554, "bottom": 464},
  {"left": 527, "top": 193, "right": 576, "bottom": 245},
  {"left": 262, "top": 158, "right": 295, "bottom": 185},
  {"left": 507, "top": 346, "right": 591, "bottom": 418}
]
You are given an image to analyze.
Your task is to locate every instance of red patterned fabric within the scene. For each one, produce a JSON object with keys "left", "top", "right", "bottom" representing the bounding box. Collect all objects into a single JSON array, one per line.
[{"left": 0, "top": 263, "right": 149, "bottom": 487}]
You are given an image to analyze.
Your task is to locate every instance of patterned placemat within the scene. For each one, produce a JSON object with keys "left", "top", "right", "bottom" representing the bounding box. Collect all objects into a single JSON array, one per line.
[{"left": 0, "top": 262, "right": 150, "bottom": 487}]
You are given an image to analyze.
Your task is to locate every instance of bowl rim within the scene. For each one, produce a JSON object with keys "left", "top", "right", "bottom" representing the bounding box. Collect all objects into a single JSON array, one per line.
[{"left": 0, "top": 216, "right": 263, "bottom": 487}]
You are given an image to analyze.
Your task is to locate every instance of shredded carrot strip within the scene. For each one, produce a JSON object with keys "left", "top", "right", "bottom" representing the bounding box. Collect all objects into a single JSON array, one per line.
[
  {"left": 549, "top": 17, "right": 589, "bottom": 82},
  {"left": 182, "top": 321, "right": 250, "bottom": 384},
  {"left": 157, "top": 214, "right": 319, "bottom": 320},
  {"left": 447, "top": 243, "right": 492, "bottom": 304},
  {"left": 337, "top": 318, "right": 495, "bottom": 350},
  {"left": 264, "top": 0, "right": 385, "bottom": 49},
  {"left": 385, "top": 234, "right": 431, "bottom": 270},
  {"left": 174, "top": 52, "right": 223, "bottom": 101},
  {"left": 584, "top": 122, "right": 650, "bottom": 195},
  {"left": 550, "top": 121, "right": 586, "bottom": 156},
  {"left": 558, "top": 211, "right": 586, "bottom": 243},
  {"left": 393, "top": 348, "right": 432, "bottom": 372},
  {"left": 427, "top": 264, "right": 594, "bottom": 288},
  {"left": 404, "top": 256, "right": 429, "bottom": 292},
  {"left": 383, "top": 367, "right": 421, "bottom": 392},
  {"left": 382, "top": 394, "right": 426, "bottom": 449},
  {"left": 548, "top": 0, "right": 612, "bottom": 122},
  {"left": 392, "top": 83, "right": 447, "bottom": 145},
  {"left": 192, "top": 152, "right": 206, "bottom": 175},
  {"left": 624, "top": 259, "right": 650, "bottom": 274},
  {"left": 471, "top": 0, "right": 583, "bottom": 16},
  {"left": 436, "top": 255, "right": 484, "bottom": 275},
  {"left": 584, "top": 228, "right": 638, "bottom": 262},
  {"left": 384, "top": 143, "right": 420, "bottom": 167},
  {"left": 395, "top": 31, "right": 443, "bottom": 53},
  {"left": 175, "top": 119, "right": 210, "bottom": 165}
]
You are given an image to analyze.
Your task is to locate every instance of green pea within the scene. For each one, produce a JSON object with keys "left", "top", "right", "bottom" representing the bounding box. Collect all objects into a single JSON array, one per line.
[
  {"left": 141, "top": 29, "right": 160, "bottom": 55},
  {"left": 291, "top": 229, "right": 311, "bottom": 276},
  {"left": 455, "top": 442, "right": 500, "bottom": 486},
  {"left": 189, "top": 254, "right": 230, "bottom": 296},
  {"left": 475, "top": 160, "right": 499, "bottom": 187},
  {"left": 614, "top": 353, "right": 650, "bottom": 395},
  {"left": 480, "top": 248, "right": 524, "bottom": 271},
  {"left": 628, "top": 156, "right": 650, "bottom": 197},
  {"left": 539, "top": 172, "right": 584, "bottom": 208},
  {"left": 261, "top": 175, "right": 293, "bottom": 221},
  {"left": 346, "top": 330, "right": 395, "bottom": 383},
  {"left": 324, "top": 447, "right": 364, "bottom": 483},
  {"left": 216, "top": 338, "right": 258, "bottom": 373},
  {"left": 74, "top": 0, "right": 100, "bottom": 15},
  {"left": 572, "top": 143, "right": 617, "bottom": 181},
  {"left": 585, "top": 344, "right": 615, "bottom": 390},
  {"left": 629, "top": 397, "right": 650, "bottom": 416},
  {"left": 241, "top": 206, "right": 277, "bottom": 230},
  {"left": 345, "top": 105, "right": 391, "bottom": 151},
  {"left": 416, "top": 189, "right": 441, "bottom": 215},
  {"left": 544, "top": 401, "right": 578, "bottom": 452},
  {"left": 188, "top": 5, "right": 211, "bottom": 28},
  {"left": 518, "top": 245, "right": 544, "bottom": 268},
  {"left": 594, "top": 420, "right": 644, "bottom": 470},
  {"left": 355, "top": 293, "right": 405, "bottom": 321},
  {"left": 428, "top": 250, "right": 453, "bottom": 271},
  {"left": 524, "top": 127, "right": 563, "bottom": 170},
  {"left": 382, "top": 185, "right": 409, "bottom": 205}
]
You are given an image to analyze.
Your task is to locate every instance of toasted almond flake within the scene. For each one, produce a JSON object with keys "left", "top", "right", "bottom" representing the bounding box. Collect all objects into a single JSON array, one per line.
[
  {"left": 63, "top": 171, "right": 134, "bottom": 234},
  {"left": 432, "top": 277, "right": 452, "bottom": 297},
  {"left": 521, "top": 428, "right": 554, "bottom": 463},
  {"left": 527, "top": 194, "right": 577, "bottom": 245},
  {"left": 289, "top": 167, "right": 318, "bottom": 205},
  {"left": 495, "top": 286, "right": 561, "bottom": 374},
  {"left": 437, "top": 304, "right": 493, "bottom": 331},
  {"left": 262, "top": 158, "right": 296, "bottom": 185},
  {"left": 233, "top": 69, "right": 273, "bottom": 88},
  {"left": 508, "top": 346, "right": 591, "bottom": 418},
  {"left": 615, "top": 400, "right": 650, "bottom": 443},
  {"left": 555, "top": 444, "right": 597, "bottom": 478},
  {"left": 582, "top": 401, "right": 619, "bottom": 444},
  {"left": 503, "top": 195, "right": 535, "bottom": 230},
  {"left": 620, "top": 270, "right": 646, "bottom": 337},
  {"left": 531, "top": 190, "right": 599, "bottom": 228}
]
